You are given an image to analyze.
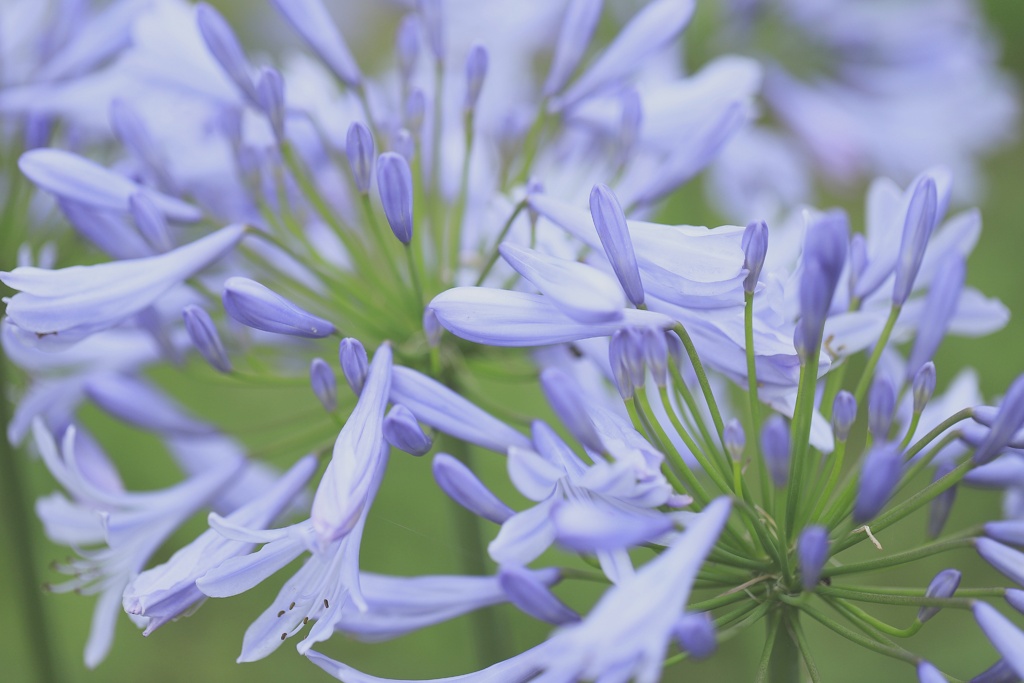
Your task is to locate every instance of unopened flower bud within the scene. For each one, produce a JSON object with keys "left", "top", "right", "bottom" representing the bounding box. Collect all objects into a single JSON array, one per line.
[
  {"left": 797, "top": 525, "right": 829, "bottom": 591},
  {"left": 377, "top": 152, "right": 414, "bottom": 244},
  {"left": 724, "top": 419, "right": 745, "bottom": 462},
  {"left": 255, "top": 67, "right": 285, "bottom": 143},
  {"left": 338, "top": 338, "right": 368, "bottom": 394},
  {"left": 974, "top": 374, "right": 1024, "bottom": 465},
  {"left": 854, "top": 443, "right": 902, "bottom": 522},
  {"left": 309, "top": 358, "right": 337, "bottom": 411},
  {"left": 868, "top": 376, "right": 896, "bottom": 439},
  {"left": 223, "top": 277, "right": 336, "bottom": 338},
  {"left": 464, "top": 44, "right": 488, "bottom": 112},
  {"left": 673, "top": 612, "right": 716, "bottom": 659},
  {"left": 832, "top": 391, "right": 857, "bottom": 442},
  {"left": 610, "top": 328, "right": 645, "bottom": 400},
  {"left": 345, "top": 122, "right": 374, "bottom": 194},
  {"left": 590, "top": 183, "right": 644, "bottom": 307},
  {"left": 641, "top": 327, "right": 668, "bottom": 387},
  {"left": 182, "top": 305, "right": 231, "bottom": 373},
  {"left": 404, "top": 88, "right": 426, "bottom": 135},
  {"left": 741, "top": 220, "right": 768, "bottom": 294},
  {"left": 799, "top": 210, "right": 848, "bottom": 353},
  {"left": 918, "top": 569, "right": 961, "bottom": 623},
  {"left": 761, "top": 416, "right": 790, "bottom": 488},
  {"left": 383, "top": 404, "right": 432, "bottom": 456},
  {"left": 432, "top": 453, "right": 513, "bottom": 524},
  {"left": 927, "top": 461, "right": 958, "bottom": 538},
  {"left": 893, "top": 176, "right": 939, "bottom": 307},
  {"left": 913, "top": 362, "right": 937, "bottom": 414},
  {"left": 396, "top": 15, "right": 419, "bottom": 81}
]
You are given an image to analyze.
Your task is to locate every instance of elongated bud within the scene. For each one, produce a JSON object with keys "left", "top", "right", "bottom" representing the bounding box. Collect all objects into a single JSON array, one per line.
[
  {"left": 868, "top": 375, "right": 896, "bottom": 439},
  {"left": 423, "top": 308, "right": 443, "bottom": 347},
  {"left": 724, "top": 419, "right": 745, "bottom": 462},
  {"left": 589, "top": 183, "right": 644, "bottom": 307},
  {"left": 309, "top": 358, "right": 337, "bottom": 411},
  {"left": 110, "top": 99, "right": 166, "bottom": 185},
  {"left": 974, "top": 374, "right": 1024, "bottom": 465},
  {"left": 832, "top": 391, "right": 857, "bottom": 442},
  {"left": 396, "top": 15, "right": 419, "bottom": 81},
  {"left": 270, "top": 0, "right": 362, "bottom": 87},
  {"left": 346, "top": 122, "right": 374, "bottom": 194},
  {"left": 383, "top": 404, "right": 432, "bottom": 456},
  {"left": 540, "top": 367, "right": 604, "bottom": 453},
  {"left": 927, "top": 461, "right": 958, "bottom": 538},
  {"left": 969, "top": 659, "right": 1016, "bottom": 683},
  {"left": 182, "top": 305, "right": 231, "bottom": 373},
  {"left": 196, "top": 3, "right": 258, "bottom": 104},
  {"left": 609, "top": 328, "right": 644, "bottom": 400},
  {"left": 893, "top": 177, "right": 938, "bottom": 306},
  {"left": 976, "top": 539, "right": 1024, "bottom": 586},
  {"left": 418, "top": 0, "right": 444, "bottom": 61},
  {"left": 761, "top": 415, "right": 790, "bottom": 488},
  {"left": 618, "top": 88, "right": 642, "bottom": 161},
  {"left": 741, "top": 220, "right": 768, "bottom": 294},
  {"left": 799, "top": 210, "right": 849, "bottom": 353},
  {"left": 665, "top": 330, "right": 685, "bottom": 371},
  {"left": 913, "top": 362, "right": 937, "bottom": 414},
  {"left": 641, "top": 327, "right": 668, "bottom": 387},
  {"left": 376, "top": 152, "right": 414, "bottom": 244},
  {"left": 129, "top": 192, "right": 172, "bottom": 252},
  {"left": 256, "top": 67, "right": 285, "bottom": 143},
  {"left": 500, "top": 566, "right": 578, "bottom": 625},
  {"left": 797, "top": 525, "right": 829, "bottom": 591},
  {"left": 223, "top": 277, "right": 336, "bottom": 338},
  {"left": 906, "top": 251, "right": 965, "bottom": 379},
  {"left": 404, "top": 88, "right": 426, "bottom": 135},
  {"left": 338, "top": 338, "right": 369, "bottom": 394},
  {"left": 432, "top": 453, "right": 513, "bottom": 524},
  {"left": 853, "top": 442, "right": 902, "bottom": 522},
  {"left": 972, "top": 602, "right": 1024, "bottom": 681},
  {"left": 464, "top": 44, "right": 488, "bottom": 112},
  {"left": 673, "top": 612, "right": 717, "bottom": 659},
  {"left": 543, "top": 0, "right": 603, "bottom": 97},
  {"left": 918, "top": 569, "right": 961, "bottom": 623}
]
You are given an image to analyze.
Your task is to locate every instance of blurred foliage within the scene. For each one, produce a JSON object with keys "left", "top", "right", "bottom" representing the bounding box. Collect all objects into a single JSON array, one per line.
[{"left": 1, "top": 1, "right": 1024, "bottom": 682}]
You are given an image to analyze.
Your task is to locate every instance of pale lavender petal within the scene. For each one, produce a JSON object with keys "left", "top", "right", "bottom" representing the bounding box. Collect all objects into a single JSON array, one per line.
[
  {"left": 271, "top": 0, "right": 362, "bottom": 87},
  {"left": 974, "top": 602, "right": 1024, "bottom": 679},
  {"left": 543, "top": 0, "right": 603, "bottom": 98},
  {"left": 432, "top": 454, "right": 514, "bottom": 525}
]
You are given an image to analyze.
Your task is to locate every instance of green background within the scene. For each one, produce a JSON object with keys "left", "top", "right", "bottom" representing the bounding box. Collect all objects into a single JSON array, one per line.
[{"left": 2, "top": 1, "right": 1024, "bottom": 681}]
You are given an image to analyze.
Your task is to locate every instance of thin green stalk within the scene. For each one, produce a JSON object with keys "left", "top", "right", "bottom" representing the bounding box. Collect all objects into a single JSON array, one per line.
[
  {"left": 404, "top": 245, "right": 425, "bottom": 309},
  {"left": 818, "top": 585, "right": 978, "bottom": 610},
  {"left": 744, "top": 292, "right": 771, "bottom": 509},
  {"left": 823, "top": 536, "right": 974, "bottom": 577},
  {"left": 447, "top": 119, "right": 474, "bottom": 282},
  {"left": 669, "top": 362, "right": 722, "bottom": 462},
  {"left": 788, "top": 615, "right": 822, "bottom": 683},
  {"left": 807, "top": 440, "right": 846, "bottom": 523},
  {"left": 671, "top": 323, "right": 726, "bottom": 441},
  {"left": 0, "top": 354, "right": 60, "bottom": 683},
  {"left": 767, "top": 608, "right": 801, "bottom": 683},
  {"left": 782, "top": 597, "right": 919, "bottom": 666},
  {"left": 651, "top": 388, "right": 731, "bottom": 495},
  {"left": 830, "top": 598, "right": 922, "bottom": 638},
  {"left": 628, "top": 396, "right": 709, "bottom": 504},
  {"left": 755, "top": 612, "right": 783, "bottom": 683},
  {"left": 475, "top": 201, "right": 526, "bottom": 285},
  {"left": 852, "top": 306, "right": 901, "bottom": 406},
  {"left": 789, "top": 350, "right": 821, "bottom": 536}
]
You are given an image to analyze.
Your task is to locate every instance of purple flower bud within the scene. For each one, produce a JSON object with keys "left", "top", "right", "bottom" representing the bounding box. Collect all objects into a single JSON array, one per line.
[
  {"left": 540, "top": 367, "right": 604, "bottom": 453},
  {"left": 913, "top": 362, "right": 937, "bottom": 414},
  {"left": 396, "top": 15, "right": 419, "bottom": 80},
  {"left": 129, "top": 192, "right": 173, "bottom": 253},
  {"left": 927, "top": 461, "right": 958, "bottom": 539},
  {"left": 418, "top": 0, "right": 444, "bottom": 61},
  {"left": 383, "top": 404, "right": 432, "bottom": 456},
  {"left": 854, "top": 442, "right": 902, "bottom": 522},
  {"left": 255, "top": 67, "right": 285, "bottom": 143},
  {"left": 917, "top": 661, "right": 945, "bottom": 683},
  {"left": 893, "top": 177, "right": 939, "bottom": 306},
  {"left": 423, "top": 308, "right": 443, "bottom": 347},
  {"left": 182, "top": 305, "right": 232, "bottom": 373},
  {"left": 618, "top": 88, "right": 642, "bottom": 160},
  {"left": 832, "top": 391, "right": 857, "bottom": 442},
  {"left": 974, "top": 601, "right": 1024, "bottom": 680},
  {"left": 543, "top": 0, "right": 603, "bottom": 97},
  {"left": 799, "top": 210, "right": 849, "bottom": 353},
  {"left": 792, "top": 324, "right": 808, "bottom": 364},
  {"left": 499, "top": 566, "right": 578, "bottom": 625},
  {"left": 970, "top": 658, "right": 1018, "bottom": 683},
  {"left": 847, "top": 233, "right": 867, "bottom": 296},
  {"left": 609, "top": 328, "right": 645, "bottom": 400},
  {"left": 906, "top": 252, "right": 965, "bottom": 379},
  {"left": 918, "top": 569, "right": 961, "bottom": 623},
  {"left": 404, "top": 88, "right": 426, "bottom": 135},
  {"left": 24, "top": 114, "right": 52, "bottom": 151},
  {"left": 196, "top": 3, "right": 258, "bottom": 104},
  {"left": 868, "top": 376, "right": 896, "bottom": 439},
  {"left": 223, "top": 277, "right": 336, "bottom": 338},
  {"left": 985, "top": 519, "right": 1024, "bottom": 547},
  {"left": 309, "top": 358, "right": 337, "bottom": 412},
  {"left": 741, "top": 220, "right": 768, "bottom": 294},
  {"left": 345, "top": 122, "right": 374, "bottom": 194},
  {"left": 641, "top": 327, "right": 668, "bottom": 387},
  {"left": 673, "top": 612, "right": 717, "bottom": 659},
  {"left": 338, "top": 338, "right": 368, "bottom": 394},
  {"left": 376, "top": 152, "right": 414, "bottom": 244},
  {"left": 974, "top": 374, "right": 1024, "bottom": 465},
  {"left": 797, "top": 525, "right": 829, "bottom": 591},
  {"left": 270, "top": 0, "right": 362, "bottom": 87},
  {"left": 978, "top": 539, "right": 1024, "bottom": 587},
  {"left": 724, "top": 419, "right": 745, "bottom": 462},
  {"left": 761, "top": 415, "right": 790, "bottom": 488},
  {"left": 665, "top": 330, "right": 685, "bottom": 371},
  {"left": 464, "top": 44, "right": 488, "bottom": 112},
  {"left": 1008, "top": 589, "right": 1024, "bottom": 615},
  {"left": 589, "top": 183, "right": 644, "bottom": 307},
  {"left": 432, "top": 453, "right": 513, "bottom": 524},
  {"left": 393, "top": 129, "right": 415, "bottom": 162}
]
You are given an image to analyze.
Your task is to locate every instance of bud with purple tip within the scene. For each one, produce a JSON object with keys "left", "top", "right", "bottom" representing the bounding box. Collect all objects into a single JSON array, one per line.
[
  {"left": 339, "top": 338, "right": 368, "bottom": 394},
  {"left": 724, "top": 419, "right": 745, "bottom": 462},
  {"left": 913, "top": 362, "right": 937, "bottom": 414},
  {"left": 832, "top": 391, "right": 857, "bottom": 442},
  {"left": 432, "top": 453, "right": 513, "bottom": 524},
  {"left": 741, "top": 220, "right": 768, "bottom": 294},
  {"left": 927, "top": 461, "right": 958, "bottom": 538},
  {"left": 383, "top": 404, "right": 432, "bottom": 456},
  {"left": 377, "top": 152, "right": 414, "bottom": 244},
  {"left": 346, "top": 122, "right": 374, "bottom": 194},
  {"left": 917, "top": 569, "right": 961, "bottom": 623},
  {"left": 182, "top": 305, "right": 232, "bottom": 373},
  {"left": 589, "top": 183, "right": 644, "bottom": 307},
  {"left": 868, "top": 376, "right": 896, "bottom": 439},
  {"left": 673, "top": 612, "right": 717, "bottom": 659},
  {"left": 797, "top": 525, "right": 829, "bottom": 591},
  {"left": 609, "top": 328, "right": 644, "bottom": 400},
  {"left": 761, "top": 415, "right": 790, "bottom": 488},
  {"left": 396, "top": 15, "right": 419, "bottom": 80},
  {"left": 641, "top": 327, "right": 668, "bottom": 387},
  {"left": 893, "top": 176, "right": 938, "bottom": 307},
  {"left": 309, "top": 358, "right": 337, "bottom": 411},
  {"left": 223, "top": 277, "right": 336, "bottom": 338},
  {"left": 799, "top": 210, "right": 849, "bottom": 354},
  {"left": 464, "top": 44, "right": 488, "bottom": 112},
  {"left": 854, "top": 442, "right": 902, "bottom": 522},
  {"left": 196, "top": 3, "right": 258, "bottom": 104},
  {"left": 255, "top": 67, "right": 285, "bottom": 143},
  {"left": 419, "top": 0, "right": 444, "bottom": 61},
  {"left": 974, "top": 374, "right": 1024, "bottom": 465}
]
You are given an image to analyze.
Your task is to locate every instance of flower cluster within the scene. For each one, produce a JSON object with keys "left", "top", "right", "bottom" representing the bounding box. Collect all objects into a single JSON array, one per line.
[{"left": 1, "top": 1, "right": 1023, "bottom": 682}]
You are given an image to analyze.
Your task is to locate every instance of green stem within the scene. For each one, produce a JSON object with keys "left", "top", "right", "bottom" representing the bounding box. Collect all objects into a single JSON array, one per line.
[
  {"left": 0, "top": 354, "right": 61, "bottom": 683},
  {"left": 788, "top": 615, "right": 821, "bottom": 683},
  {"left": 767, "top": 608, "right": 802, "bottom": 683},
  {"left": 447, "top": 118, "right": 474, "bottom": 283},
  {"left": 755, "top": 612, "right": 783, "bottom": 683},
  {"left": 744, "top": 292, "right": 771, "bottom": 509},
  {"left": 824, "top": 536, "right": 974, "bottom": 577},
  {"left": 474, "top": 201, "right": 526, "bottom": 286},
  {"left": 831, "top": 598, "right": 922, "bottom": 638},
  {"left": 671, "top": 324, "right": 726, "bottom": 442},
  {"left": 818, "top": 585, "right": 979, "bottom": 610},
  {"left": 852, "top": 306, "right": 901, "bottom": 407},
  {"left": 807, "top": 440, "right": 846, "bottom": 523},
  {"left": 782, "top": 597, "right": 919, "bottom": 666}
]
